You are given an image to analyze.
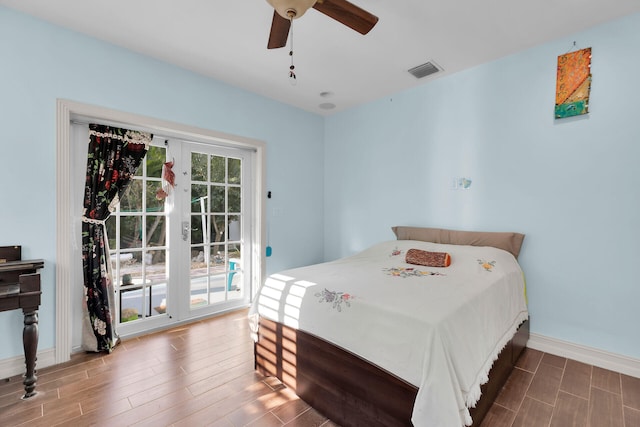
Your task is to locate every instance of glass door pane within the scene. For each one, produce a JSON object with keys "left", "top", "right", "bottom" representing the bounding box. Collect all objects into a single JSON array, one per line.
[
  {"left": 184, "top": 144, "right": 249, "bottom": 313},
  {"left": 109, "top": 142, "right": 170, "bottom": 332}
]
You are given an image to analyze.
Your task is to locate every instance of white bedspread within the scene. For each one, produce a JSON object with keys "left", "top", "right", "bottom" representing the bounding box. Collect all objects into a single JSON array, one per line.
[{"left": 249, "top": 240, "right": 528, "bottom": 427}]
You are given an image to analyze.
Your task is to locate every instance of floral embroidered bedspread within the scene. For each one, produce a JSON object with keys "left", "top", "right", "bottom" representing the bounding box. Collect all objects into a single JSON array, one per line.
[{"left": 249, "top": 240, "right": 528, "bottom": 427}]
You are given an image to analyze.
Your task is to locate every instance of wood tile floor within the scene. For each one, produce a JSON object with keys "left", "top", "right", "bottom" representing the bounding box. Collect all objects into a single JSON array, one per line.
[
  {"left": 1, "top": 308, "right": 639, "bottom": 427},
  {"left": 481, "top": 346, "right": 640, "bottom": 427}
]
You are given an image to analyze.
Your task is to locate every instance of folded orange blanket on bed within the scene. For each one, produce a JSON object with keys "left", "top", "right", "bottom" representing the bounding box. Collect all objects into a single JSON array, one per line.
[{"left": 406, "top": 248, "right": 451, "bottom": 267}]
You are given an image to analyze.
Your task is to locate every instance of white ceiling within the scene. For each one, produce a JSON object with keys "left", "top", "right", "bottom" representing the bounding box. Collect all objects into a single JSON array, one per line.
[{"left": 2, "top": 0, "right": 640, "bottom": 115}]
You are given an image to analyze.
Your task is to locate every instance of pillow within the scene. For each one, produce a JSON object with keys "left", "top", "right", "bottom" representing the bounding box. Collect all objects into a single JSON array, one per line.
[
  {"left": 392, "top": 226, "right": 525, "bottom": 259},
  {"left": 406, "top": 249, "right": 451, "bottom": 267}
]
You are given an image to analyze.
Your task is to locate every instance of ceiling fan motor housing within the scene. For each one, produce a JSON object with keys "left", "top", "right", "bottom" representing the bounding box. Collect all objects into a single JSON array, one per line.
[
  {"left": 267, "top": 0, "right": 317, "bottom": 19},
  {"left": 266, "top": 0, "right": 378, "bottom": 50}
]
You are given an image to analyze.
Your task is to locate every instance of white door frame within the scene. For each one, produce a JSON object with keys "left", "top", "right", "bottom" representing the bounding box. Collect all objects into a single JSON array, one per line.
[{"left": 55, "top": 99, "right": 266, "bottom": 364}]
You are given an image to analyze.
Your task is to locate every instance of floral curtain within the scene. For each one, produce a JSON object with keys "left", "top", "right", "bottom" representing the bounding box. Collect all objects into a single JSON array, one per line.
[{"left": 81, "top": 124, "right": 152, "bottom": 352}]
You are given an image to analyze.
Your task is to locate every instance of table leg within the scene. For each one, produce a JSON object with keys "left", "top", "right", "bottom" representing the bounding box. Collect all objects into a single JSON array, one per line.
[{"left": 22, "top": 308, "right": 39, "bottom": 398}]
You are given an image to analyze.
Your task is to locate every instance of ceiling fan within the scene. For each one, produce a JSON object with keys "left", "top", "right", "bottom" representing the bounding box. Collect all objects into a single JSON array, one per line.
[{"left": 266, "top": 0, "right": 379, "bottom": 49}]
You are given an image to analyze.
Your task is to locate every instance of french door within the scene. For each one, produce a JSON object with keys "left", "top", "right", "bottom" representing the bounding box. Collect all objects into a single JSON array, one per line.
[
  {"left": 107, "top": 137, "right": 253, "bottom": 336},
  {"left": 180, "top": 141, "right": 251, "bottom": 317}
]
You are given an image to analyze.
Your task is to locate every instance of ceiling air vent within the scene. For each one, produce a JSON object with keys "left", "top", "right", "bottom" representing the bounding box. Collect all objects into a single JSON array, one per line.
[{"left": 408, "top": 61, "right": 441, "bottom": 79}]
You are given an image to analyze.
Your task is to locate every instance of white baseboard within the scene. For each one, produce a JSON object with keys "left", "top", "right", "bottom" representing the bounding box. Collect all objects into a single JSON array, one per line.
[
  {"left": 528, "top": 333, "right": 640, "bottom": 379},
  {"left": 0, "top": 348, "right": 56, "bottom": 381}
]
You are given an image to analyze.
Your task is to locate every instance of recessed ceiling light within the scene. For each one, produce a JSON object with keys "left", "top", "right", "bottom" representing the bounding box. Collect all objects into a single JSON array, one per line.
[
  {"left": 319, "top": 91, "right": 334, "bottom": 98},
  {"left": 319, "top": 102, "right": 336, "bottom": 110}
]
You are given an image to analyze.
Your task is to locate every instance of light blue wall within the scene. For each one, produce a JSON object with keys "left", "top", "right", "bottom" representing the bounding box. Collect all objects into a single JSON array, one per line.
[
  {"left": 2, "top": 5, "right": 639, "bottom": 366},
  {"left": 324, "top": 13, "right": 640, "bottom": 359},
  {"left": 0, "top": 7, "right": 324, "bottom": 360}
]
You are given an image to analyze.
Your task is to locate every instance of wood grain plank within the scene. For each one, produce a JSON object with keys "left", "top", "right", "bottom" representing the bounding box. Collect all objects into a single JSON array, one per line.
[
  {"left": 132, "top": 375, "right": 272, "bottom": 427},
  {"left": 621, "top": 373, "right": 640, "bottom": 411},
  {"left": 21, "top": 402, "right": 81, "bottom": 427},
  {"left": 55, "top": 397, "right": 132, "bottom": 427},
  {"left": 169, "top": 381, "right": 277, "bottom": 427},
  {"left": 479, "top": 404, "right": 516, "bottom": 427},
  {"left": 549, "top": 391, "right": 588, "bottom": 427},
  {"left": 494, "top": 367, "right": 533, "bottom": 411},
  {"left": 1, "top": 401, "right": 43, "bottom": 426},
  {"left": 588, "top": 387, "right": 624, "bottom": 427},
  {"left": 624, "top": 406, "right": 640, "bottom": 427},
  {"left": 559, "top": 359, "right": 591, "bottom": 399},
  {"left": 225, "top": 388, "right": 300, "bottom": 426},
  {"left": 592, "top": 366, "right": 622, "bottom": 394},
  {"left": 526, "top": 362, "right": 563, "bottom": 406},
  {"left": 246, "top": 412, "right": 286, "bottom": 426},
  {"left": 515, "top": 348, "right": 543, "bottom": 373},
  {"left": 512, "top": 396, "right": 554, "bottom": 427},
  {"left": 280, "top": 407, "right": 329, "bottom": 427},
  {"left": 271, "top": 395, "right": 313, "bottom": 423},
  {"left": 541, "top": 353, "right": 567, "bottom": 370}
]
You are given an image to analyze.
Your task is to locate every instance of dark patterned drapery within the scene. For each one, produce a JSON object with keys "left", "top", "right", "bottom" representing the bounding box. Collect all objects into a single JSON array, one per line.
[{"left": 81, "top": 124, "right": 152, "bottom": 352}]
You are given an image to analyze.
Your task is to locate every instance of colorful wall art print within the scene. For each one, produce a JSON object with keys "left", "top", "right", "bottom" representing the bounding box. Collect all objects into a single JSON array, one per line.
[{"left": 555, "top": 47, "right": 592, "bottom": 119}]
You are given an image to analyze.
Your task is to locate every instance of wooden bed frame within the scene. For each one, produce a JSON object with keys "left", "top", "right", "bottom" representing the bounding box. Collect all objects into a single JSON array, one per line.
[{"left": 255, "top": 317, "right": 529, "bottom": 427}]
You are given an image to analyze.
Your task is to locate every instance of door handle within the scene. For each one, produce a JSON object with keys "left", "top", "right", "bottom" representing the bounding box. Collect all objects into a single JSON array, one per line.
[{"left": 181, "top": 221, "right": 190, "bottom": 241}]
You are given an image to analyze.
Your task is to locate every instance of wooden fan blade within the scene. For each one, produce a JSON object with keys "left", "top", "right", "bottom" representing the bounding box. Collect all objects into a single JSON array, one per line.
[
  {"left": 268, "top": 11, "right": 290, "bottom": 49},
  {"left": 312, "top": 0, "right": 378, "bottom": 35}
]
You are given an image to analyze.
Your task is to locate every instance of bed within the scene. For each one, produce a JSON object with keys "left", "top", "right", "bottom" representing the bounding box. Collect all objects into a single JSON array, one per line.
[{"left": 249, "top": 227, "right": 529, "bottom": 426}]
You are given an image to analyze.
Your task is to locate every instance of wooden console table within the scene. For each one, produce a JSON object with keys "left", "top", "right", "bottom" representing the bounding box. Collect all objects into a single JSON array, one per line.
[{"left": 0, "top": 246, "right": 44, "bottom": 398}]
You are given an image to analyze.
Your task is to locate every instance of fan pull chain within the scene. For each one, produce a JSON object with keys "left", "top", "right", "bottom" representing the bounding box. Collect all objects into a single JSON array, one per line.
[{"left": 288, "top": 16, "right": 296, "bottom": 85}]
